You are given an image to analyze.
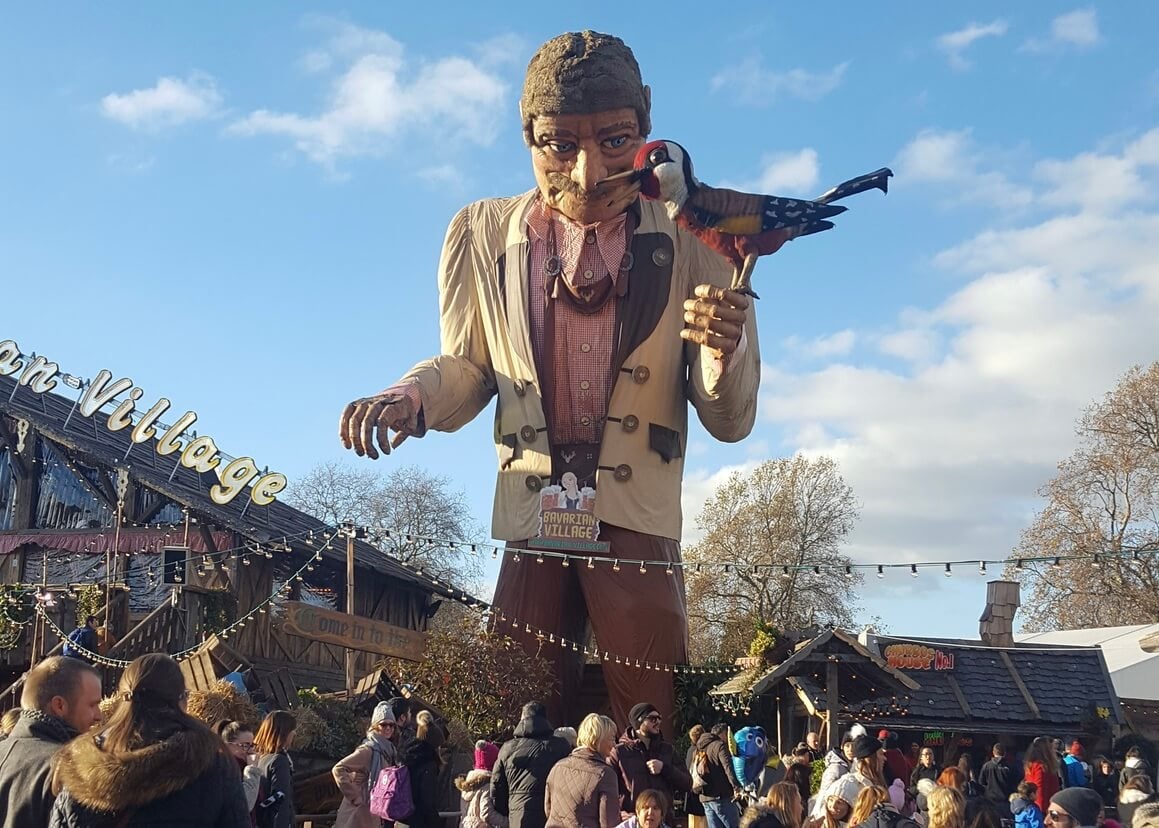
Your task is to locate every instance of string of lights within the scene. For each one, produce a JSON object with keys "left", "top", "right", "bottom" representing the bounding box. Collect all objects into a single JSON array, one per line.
[
  {"left": 32, "top": 529, "right": 340, "bottom": 668},
  {"left": 360, "top": 525, "right": 1159, "bottom": 577}
]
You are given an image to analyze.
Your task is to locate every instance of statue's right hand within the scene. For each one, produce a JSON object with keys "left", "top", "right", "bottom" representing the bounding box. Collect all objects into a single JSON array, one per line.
[{"left": 339, "top": 392, "right": 418, "bottom": 459}]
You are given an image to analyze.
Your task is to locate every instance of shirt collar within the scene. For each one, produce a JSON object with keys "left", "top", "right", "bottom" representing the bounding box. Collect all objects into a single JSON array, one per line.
[{"left": 526, "top": 197, "right": 629, "bottom": 283}]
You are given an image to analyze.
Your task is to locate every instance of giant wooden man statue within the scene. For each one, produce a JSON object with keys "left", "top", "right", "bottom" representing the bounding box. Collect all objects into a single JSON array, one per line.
[{"left": 340, "top": 31, "right": 761, "bottom": 727}]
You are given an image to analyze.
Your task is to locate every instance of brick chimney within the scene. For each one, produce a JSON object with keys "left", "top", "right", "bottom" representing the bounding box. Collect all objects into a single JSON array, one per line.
[{"left": 979, "top": 580, "right": 1020, "bottom": 647}]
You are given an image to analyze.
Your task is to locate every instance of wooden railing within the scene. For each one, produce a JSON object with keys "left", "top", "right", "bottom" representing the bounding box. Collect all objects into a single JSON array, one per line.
[{"left": 103, "top": 589, "right": 185, "bottom": 662}]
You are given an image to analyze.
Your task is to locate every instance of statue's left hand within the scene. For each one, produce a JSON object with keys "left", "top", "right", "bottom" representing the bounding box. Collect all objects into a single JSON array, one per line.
[{"left": 679, "top": 284, "right": 749, "bottom": 357}]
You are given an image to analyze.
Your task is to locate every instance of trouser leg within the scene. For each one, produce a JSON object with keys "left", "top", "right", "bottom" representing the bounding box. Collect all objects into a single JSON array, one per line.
[
  {"left": 576, "top": 522, "right": 687, "bottom": 731},
  {"left": 492, "top": 540, "right": 587, "bottom": 726}
]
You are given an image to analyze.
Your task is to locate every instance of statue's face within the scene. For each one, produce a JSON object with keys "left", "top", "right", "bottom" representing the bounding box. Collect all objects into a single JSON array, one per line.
[{"left": 530, "top": 107, "right": 643, "bottom": 224}]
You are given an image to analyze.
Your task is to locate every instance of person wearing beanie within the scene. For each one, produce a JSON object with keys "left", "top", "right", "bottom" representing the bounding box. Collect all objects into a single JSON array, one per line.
[
  {"left": 492, "top": 702, "right": 571, "bottom": 828},
  {"left": 459, "top": 740, "right": 509, "bottom": 828},
  {"left": 812, "top": 736, "right": 885, "bottom": 823},
  {"left": 339, "top": 26, "right": 762, "bottom": 730},
  {"left": 333, "top": 702, "right": 400, "bottom": 828},
  {"left": 1046, "top": 787, "right": 1104, "bottom": 828},
  {"left": 609, "top": 703, "right": 691, "bottom": 817},
  {"left": 1062, "top": 741, "right": 1089, "bottom": 789}
]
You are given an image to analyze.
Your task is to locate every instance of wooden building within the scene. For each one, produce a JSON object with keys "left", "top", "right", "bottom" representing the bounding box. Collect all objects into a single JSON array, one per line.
[
  {"left": 0, "top": 367, "right": 450, "bottom": 704},
  {"left": 710, "top": 582, "right": 1125, "bottom": 762}
]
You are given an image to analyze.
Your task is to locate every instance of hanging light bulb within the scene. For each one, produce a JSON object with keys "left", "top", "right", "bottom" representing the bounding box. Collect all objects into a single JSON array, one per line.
[
  {"left": 587, "top": 557, "right": 595, "bottom": 569},
  {"left": 876, "top": 565, "right": 884, "bottom": 579},
  {"left": 844, "top": 565, "right": 853, "bottom": 578},
  {"left": 639, "top": 561, "right": 647, "bottom": 574},
  {"left": 561, "top": 556, "right": 570, "bottom": 568},
  {"left": 944, "top": 563, "right": 952, "bottom": 577},
  {"left": 535, "top": 553, "right": 544, "bottom": 565},
  {"left": 979, "top": 561, "right": 987, "bottom": 575},
  {"left": 910, "top": 564, "right": 918, "bottom": 577},
  {"left": 512, "top": 550, "right": 521, "bottom": 563},
  {"left": 612, "top": 559, "right": 621, "bottom": 572}
]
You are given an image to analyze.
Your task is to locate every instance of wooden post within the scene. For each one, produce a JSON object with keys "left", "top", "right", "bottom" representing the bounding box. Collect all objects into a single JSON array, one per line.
[
  {"left": 826, "top": 661, "right": 840, "bottom": 750},
  {"left": 345, "top": 526, "right": 356, "bottom": 696}
]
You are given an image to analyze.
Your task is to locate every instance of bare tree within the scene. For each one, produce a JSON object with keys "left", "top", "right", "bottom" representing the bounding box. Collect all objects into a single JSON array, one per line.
[
  {"left": 288, "top": 461, "right": 484, "bottom": 589},
  {"left": 1007, "top": 363, "right": 1159, "bottom": 630},
  {"left": 684, "top": 455, "right": 862, "bottom": 661}
]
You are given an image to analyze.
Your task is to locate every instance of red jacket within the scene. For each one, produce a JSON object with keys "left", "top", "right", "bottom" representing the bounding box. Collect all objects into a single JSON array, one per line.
[{"left": 1025, "top": 762, "right": 1060, "bottom": 813}]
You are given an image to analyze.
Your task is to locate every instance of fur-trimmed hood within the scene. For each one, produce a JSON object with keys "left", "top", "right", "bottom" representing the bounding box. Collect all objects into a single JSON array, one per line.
[
  {"left": 53, "top": 723, "right": 223, "bottom": 813},
  {"left": 456, "top": 768, "right": 492, "bottom": 792}
]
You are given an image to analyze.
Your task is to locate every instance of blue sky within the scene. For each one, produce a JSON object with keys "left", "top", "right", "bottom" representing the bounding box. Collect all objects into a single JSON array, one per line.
[{"left": 3, "top": 3, "right": 1158, "bottom": 640}]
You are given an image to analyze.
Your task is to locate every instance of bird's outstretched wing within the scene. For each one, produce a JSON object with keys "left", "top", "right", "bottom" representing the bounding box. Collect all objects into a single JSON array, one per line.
[{"left": 688, "top": 183, "right": 846, "bottom": 234}]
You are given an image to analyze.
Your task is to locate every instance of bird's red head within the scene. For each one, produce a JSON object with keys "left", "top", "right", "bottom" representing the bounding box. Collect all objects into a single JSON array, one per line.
[{"left": 633, "top": 140, "right": 673, "bottom": 199}]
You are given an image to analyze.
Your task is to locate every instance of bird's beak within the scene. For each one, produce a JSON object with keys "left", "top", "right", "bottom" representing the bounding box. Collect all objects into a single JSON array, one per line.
[{"left": 596, "top": 168, "right": 645, "bottom": 188}]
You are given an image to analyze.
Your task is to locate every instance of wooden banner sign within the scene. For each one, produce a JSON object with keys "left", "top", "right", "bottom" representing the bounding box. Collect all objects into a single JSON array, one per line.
[{"left": 281, "top": 601, "right": 427, "bottom": 662}]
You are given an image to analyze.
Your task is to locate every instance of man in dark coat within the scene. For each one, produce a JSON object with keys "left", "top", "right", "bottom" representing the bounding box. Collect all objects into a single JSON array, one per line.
[
  {"left": 608, "top": 702, "right": 692, "bottom": 814},
  {"left": 695, "top": 724, "right": 744, "bottom": 828},
  {"left": 492, "top": 702, "right": 571, "bottom": 828},
  {"left": 0, "top": 656, "right": 103, "bottom": 828},
  {"left": 979, "top": 743, "right": 1014, "bottom": 806}
]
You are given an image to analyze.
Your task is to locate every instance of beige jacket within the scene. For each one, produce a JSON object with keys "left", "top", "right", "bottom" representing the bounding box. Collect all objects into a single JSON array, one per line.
[
  {"left": 333, "top": 742, "right": 393, "bottom": 828},
  {"left": 401, "top": 191, "right": 761, "bottom": 542}
]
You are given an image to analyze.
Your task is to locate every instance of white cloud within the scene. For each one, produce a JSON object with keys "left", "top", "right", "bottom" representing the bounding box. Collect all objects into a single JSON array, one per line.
[
  {"left": 753, "top": 148, "right": 820, "bottom": 194},
  {"left": 936, "top": 20, "right": 1008, "bottom": 70},
  {"left": 101, "top": 72, "right": 222, "bottom": 130},
  {"left": 1022, "top": 8, "right": 1100, "bottom": 53},
  {"left": 893, "top": 128, "right": 1033, "bottom": 209},
  {"left": 711, "top": 58, "right": 848, "bottom": 105},
  {"left": 230, "top": 23, "right": 508, "bottom": 167},
  {"left": 784, "top": 329, "right": 857, "bottom": 359},
  {"left": 746, "top": 130, "right": 1159, "bottom": 573}
]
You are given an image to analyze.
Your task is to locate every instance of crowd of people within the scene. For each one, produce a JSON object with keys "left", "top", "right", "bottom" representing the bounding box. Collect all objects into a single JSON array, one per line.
[{"left": 3, "top": 656, "right": 1159, "bottom": 828}]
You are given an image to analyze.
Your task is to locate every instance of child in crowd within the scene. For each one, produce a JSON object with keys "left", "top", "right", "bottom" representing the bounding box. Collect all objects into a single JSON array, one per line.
[{"left": 1011, "top": 782, "right": 1044, "bottom": 828}]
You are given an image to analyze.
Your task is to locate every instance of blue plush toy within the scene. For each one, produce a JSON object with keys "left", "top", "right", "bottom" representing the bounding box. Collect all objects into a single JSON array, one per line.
[{"left": 731, "top": 725, "right": 769, "bottom": 789}]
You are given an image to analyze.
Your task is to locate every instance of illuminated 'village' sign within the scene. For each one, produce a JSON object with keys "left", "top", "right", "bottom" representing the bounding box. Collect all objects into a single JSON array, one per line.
[
  {"left": 0, "top": 339, "right": 287, "bottom": 507},
  {"left": 884, "top": 643, "right": 955, "bottom": 671}
]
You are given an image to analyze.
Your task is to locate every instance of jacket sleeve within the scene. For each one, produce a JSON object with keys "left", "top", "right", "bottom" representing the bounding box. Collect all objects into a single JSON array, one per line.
[
  {"left": 242, "top": 764, "right": 263, "bottom": 810},
  {"left": 714, "top": 742, "right": 742, "bottom": 791},
  {"left": 400, "top": 204, "right": 498, "bottom": 433},
  {"left": 214, "top": 754, "right": 253, "bottom": 828},
  {"left": 333, "top": 744, "right": 371, "bottom": 804},
  {"left": 491, "top": 748, "right": 511, "bottom": 816},
  {"left": 482, "top": 787, "right": 509, "bottom": 828},
  {"left": 677, "top": 225, "right": 760, "bottom": 444},
  {"left": 600, "top": 768, "right": 622, "bottom": 828},
  {"left": 415, "top": 762, "right": 441, "bottom": 825}
]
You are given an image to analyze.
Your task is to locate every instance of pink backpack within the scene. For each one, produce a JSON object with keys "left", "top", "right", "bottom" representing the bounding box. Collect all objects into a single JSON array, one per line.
[{"left": 370, "top": 764, "right": 415, "bottom": 821}]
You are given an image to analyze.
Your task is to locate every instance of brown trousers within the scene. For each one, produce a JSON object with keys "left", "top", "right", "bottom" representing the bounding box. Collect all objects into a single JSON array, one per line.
[{"left": 493, "top": 522, "right": 688, "bottom": 731}]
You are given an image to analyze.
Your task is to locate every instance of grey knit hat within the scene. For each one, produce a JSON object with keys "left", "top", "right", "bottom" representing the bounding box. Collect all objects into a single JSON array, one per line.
[
  {"left": 1050, "top": 787, "right": 1103, "bottom": 827},
  {"left": 520, "top": 31, "right": 651, "bottom": 144}
]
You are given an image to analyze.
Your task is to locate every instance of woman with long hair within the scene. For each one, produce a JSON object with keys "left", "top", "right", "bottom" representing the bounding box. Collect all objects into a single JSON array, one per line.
[
  {"left": 49, "top": 653, "right": 249, "bottom": 827},
  {"left": 254, "top": 710, "right": 297, "bottom": 828},
  {"left": 766, "top": 781, "right": 804, "bottom": 828},
  {"left": 785, "top": 764, "right": 812, "bottom": 819},
  {"left": 926, "top": 788, "right": 965, "bottom": 828},
  {"left": 334, "top": 702, "right": 400, "bottom": 828},
  {"left": 1022, "top": 738, "right": 1059, "bottom": 814},
  {"left": 936, "top": 768, "right": 968, "bottom": 795},
  {"left": 849, "top": 787, "right": 890, "bottom": 828},
  {"left": 216, "top": 719, "right": 263, "bottom": 818},
  {"left": 823, "top": 736, "right": 888, "bottom": 823},
  {"left": 806, "top": 791, "right": 854, "bottom": 828},
  {"left": 686, "top": 726, "right": 707, "bottom": 828}
]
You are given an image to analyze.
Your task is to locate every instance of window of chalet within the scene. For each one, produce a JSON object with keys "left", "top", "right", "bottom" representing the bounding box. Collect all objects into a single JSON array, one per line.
[
  {"left": 0, "top": 445, "right": 15, "bottom": 530},
  {"left": 34, "top": 442, "right": 115, "bottom": 529},
  {"left": 272, "top": 553, "right": 339, "bottom": 611}
]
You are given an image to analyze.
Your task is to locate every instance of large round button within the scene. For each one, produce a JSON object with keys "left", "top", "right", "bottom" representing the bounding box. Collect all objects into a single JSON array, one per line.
[
  {"left": 632, "top": 366, "right": 650, "bottom": 384},
  {"left": 579, "top": 380, "right": 590, "bottom": 391},
  {"left": 580, "top": 343, "right": 591, "bottom": 353},
  {"left": 513, "top": 379, "right": 527, "bottom": 396},
  {"left": 520, "top": 425, "right": 537, "bottom": 443},
  {"left": 652, "top": 247, "right": 671, "bottom": 266},
  {"left": 622, "top": 415, "right": 639, "bottom": 432},
  {"left": 614, "top": 464, "right": 633, "bottom": 482},
  {"left": 525, "top": 475, "right": 543, "bottom": 492},
  {"left": 585, "top": 233, "right": 596, "bottom": 245}
]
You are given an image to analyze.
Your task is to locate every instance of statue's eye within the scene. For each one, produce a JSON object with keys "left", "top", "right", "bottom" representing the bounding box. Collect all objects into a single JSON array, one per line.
[{"left": 648, "top": 148, "right": 669, "bottom": 166}]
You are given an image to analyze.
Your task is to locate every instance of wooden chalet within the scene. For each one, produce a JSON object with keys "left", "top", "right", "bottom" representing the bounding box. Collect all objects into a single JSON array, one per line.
[
  {"left": 711, "top": 582, "right": 1125, "bottom": 762},
  {"left": 0, "top": 369, "right": 450, "bottom": 705}
]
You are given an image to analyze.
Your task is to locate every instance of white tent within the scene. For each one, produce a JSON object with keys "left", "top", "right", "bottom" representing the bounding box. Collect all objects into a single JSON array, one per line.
[{"left": 1017, "top": 624, "right": 1159, "bottom": 701}]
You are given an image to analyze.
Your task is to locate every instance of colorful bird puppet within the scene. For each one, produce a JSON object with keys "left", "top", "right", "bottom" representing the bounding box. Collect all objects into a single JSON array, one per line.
[
  {"left": 599, "top": 140, "right": 891, "bottom": 298},
  {"left": 731, "top": 725, "right": 770, "bottom": 791}
]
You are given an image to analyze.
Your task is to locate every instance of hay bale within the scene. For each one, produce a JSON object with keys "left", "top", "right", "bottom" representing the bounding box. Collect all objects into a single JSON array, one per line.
[{"left": 186, "top": 680, "right": 261, "bottom": 729}]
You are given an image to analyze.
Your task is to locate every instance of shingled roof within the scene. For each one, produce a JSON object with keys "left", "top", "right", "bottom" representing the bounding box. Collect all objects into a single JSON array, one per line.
[
  {"left": 858, "top": 634, "right": 1124, "bottom": 734},
  {"left": 0, "top": 373, "right": 464, "bottom": 600}
]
